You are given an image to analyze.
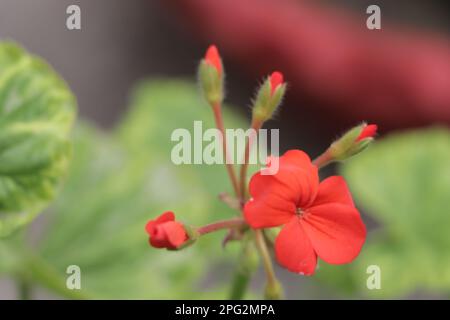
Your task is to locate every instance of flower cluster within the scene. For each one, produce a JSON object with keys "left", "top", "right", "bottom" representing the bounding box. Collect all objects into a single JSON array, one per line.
[{"left": 145, "top": 45, "right": 377, "bottom": 298}]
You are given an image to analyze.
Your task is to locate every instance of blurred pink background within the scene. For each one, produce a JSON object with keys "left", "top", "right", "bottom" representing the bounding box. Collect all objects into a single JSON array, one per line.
[{"left": 167, "top": 0, "right": 450, "bottom": 130}]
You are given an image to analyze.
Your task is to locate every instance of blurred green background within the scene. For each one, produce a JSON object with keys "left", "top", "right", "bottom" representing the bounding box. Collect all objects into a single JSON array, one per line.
[{"left": 0, "top": 0, "right": 449, "bottom": 299}]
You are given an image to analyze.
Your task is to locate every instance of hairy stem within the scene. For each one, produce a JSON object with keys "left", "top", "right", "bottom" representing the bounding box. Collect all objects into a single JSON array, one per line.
[
  {"left": 239, "top": 119, "right": 263, "bottom": 202},
  {"left": 313, "top": 149, "right": 333, "bottom": 168},
  {"left": 212, "top": 103, "right": 240, "bottom": 197}
]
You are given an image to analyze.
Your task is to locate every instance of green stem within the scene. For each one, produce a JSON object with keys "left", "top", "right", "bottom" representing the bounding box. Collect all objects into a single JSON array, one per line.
[
  {"left": 228, "top": 235, "right": 258, "bottom": 300},
  {"left": 254, "top": 229, "right": 283, "bottom": 299},
  {"left": 25, "top": 254, "right": 89, "bottom": 300},
  {"left": 229, "top": 269, "right": 251, "bottom": 300},
  {"left": 254, "top": 230, "right": 277, "bottom": 288},
  {"left": 17, "top": 279, "right": 31, "bottom": 300}
]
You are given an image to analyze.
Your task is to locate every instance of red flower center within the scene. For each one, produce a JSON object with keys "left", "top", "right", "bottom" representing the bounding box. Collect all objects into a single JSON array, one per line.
[{"left": 295, "top": 207, "right": 305, "bottom": 217}]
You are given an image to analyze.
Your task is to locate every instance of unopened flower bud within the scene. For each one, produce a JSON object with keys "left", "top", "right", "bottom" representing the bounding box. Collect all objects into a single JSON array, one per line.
[
  {"left": 252, "top": 71, "right": 286, "bottom": 123},
  {"left": 198, "top": 45, "right": 224, "bottom": 105},
  {"left": 173, "top": 224, "right": 199, "bottom": 250},
  {"left": 145, "top": 211, "right": 189, "bottom": 250},
  {"left": 330, "top": 123, "right": 377, "bottom": 161}
]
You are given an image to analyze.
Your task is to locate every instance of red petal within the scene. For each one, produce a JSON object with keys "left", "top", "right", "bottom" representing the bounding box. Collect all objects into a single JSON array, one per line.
[
  {"left": 278, "top": 150, "right": 319, "bottom": 208},
  {"left": 302, "top": 203, "right": 366, "bottom": 264},
  {"left": 269, "top": 71, "right": 284, "bottom": 95},
  {"left": 149, "top": 224, "right": 170, "bottom": 248},
  {"left": 244, "top": 150, "right": 319, "bottom": 228},
  {"left": 312, "top": 176, "right": 354, "bottom": 207},
  {"left": 149, "top": 221, "right": 187, "bottom": 249},
  {"left": 275, "top": 217, "right": 317, "bottom": 275},
  {"left": 205, "top": 45, "right": 222, "bottom": 75},
  {"left": 145, "top": 211, "right": 175, "bottom": 234},
  {"left": 156, "top": 211, "right": 175, "bottom": 223},
  {"left": 244, "top": 171, "right": 296, "bottom": 228},
  {"left": 279, "top": 150, "right": 313, "bottom": 170},
  {"left": 162, "top": 221, "right": 188, "bottom": 248},
  {"left": 356, "top": 124, "right": 377, "bottom": 141}
]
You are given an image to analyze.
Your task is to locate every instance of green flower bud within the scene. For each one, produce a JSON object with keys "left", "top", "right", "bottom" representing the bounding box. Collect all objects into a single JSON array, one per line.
[
  {"left": 252, "top": 71, "right": 286, "bottom": 122},
  {"left": 198, "top": 45, "right": 224, "bottom": 105},
  {"left": 330, "top": 123, "right": 377, "bottom": 161}
]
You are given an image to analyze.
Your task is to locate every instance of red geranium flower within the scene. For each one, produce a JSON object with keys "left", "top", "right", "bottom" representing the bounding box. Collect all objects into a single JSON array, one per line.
[
  {"left": 145, "top": 211, "right": 188, "bottom": 249},
  {"left": 244, "top": 150, "right": 366, "bottom": 275}
]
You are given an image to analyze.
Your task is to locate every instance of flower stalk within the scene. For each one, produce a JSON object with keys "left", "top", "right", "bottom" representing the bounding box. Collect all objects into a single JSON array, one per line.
[
  {"left": 197, "top": 217, "right": 247, "bottom": 236},
  {"left": 314, "top": 123, "right": 377, "bottom": 168},
  {"left": 229, "top": 234, "right": 259, "bottom": 299},
  {"left": 239, "top": 72, "right": 286, "bottom": 202},
  {"left": 239, "top": 118, "right": 264, "bottom": 202},
  {"left": 212, "top": 103, "right": 240, "bottom": 197},
  {"left": 313, "top": 149, "right": 333, "bottom": 168},
  {"left": 254, "top": 229, "right": 283, "bottom": 300}
]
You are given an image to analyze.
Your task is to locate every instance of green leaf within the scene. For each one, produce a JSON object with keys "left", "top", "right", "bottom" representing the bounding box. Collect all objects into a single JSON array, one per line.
[
  {"left": 0, "top": 42, "right": 76, "bottom": 237},
  {"left": 33, "top": 79, "right": 249, "bottom": 299},
  {"left": 317, "top": 127, "right": 450, "bottom": 298}
]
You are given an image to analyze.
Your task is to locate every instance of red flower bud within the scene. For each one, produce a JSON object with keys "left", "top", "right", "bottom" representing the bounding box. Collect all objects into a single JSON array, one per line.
[
  {"left": 356, "top": 124, "right": 377, "bottom": 141},
  {"left": 252, "top": 71, "right": 286, "bottom": 122},
  {"left": 145, "top": 211, "right": 188, "bottom": 249},
  {"left": 204, "top": 45, "right": 222, "bottom": 76},
  {"left": 325, "top": 122, "right": 378, "bottom": 163},
  {"left": 199, "top": 45, "right": 224, "bottom": 105},
  {"left": 269, "top": 71, "right": 284, "bottom": 95}
]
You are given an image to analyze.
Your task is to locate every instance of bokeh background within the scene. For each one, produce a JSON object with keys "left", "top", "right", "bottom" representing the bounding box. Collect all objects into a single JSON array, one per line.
[{"left": 0, "top": 0, "right": 449, "bottom": 299}]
